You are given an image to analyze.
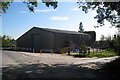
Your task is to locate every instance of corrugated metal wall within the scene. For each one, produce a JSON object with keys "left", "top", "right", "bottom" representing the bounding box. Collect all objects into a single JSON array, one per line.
[{"left": 17, "top": 27, "right": 91, "bottom": 51}]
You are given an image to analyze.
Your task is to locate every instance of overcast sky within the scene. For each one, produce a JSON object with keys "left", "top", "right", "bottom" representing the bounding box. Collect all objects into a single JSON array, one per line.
[{"left": 2, "top": 2, "right": 118, "bottom": 40}]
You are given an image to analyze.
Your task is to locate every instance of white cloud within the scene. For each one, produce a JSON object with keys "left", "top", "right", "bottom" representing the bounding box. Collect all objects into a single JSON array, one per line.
[
  {"left": 34, "top": 9, "right": 56, "bottom": 12},
  {"left": 71, "top": 8, "right": 80, "bottom": 11},
  {"left": 50, "top": 16, "right": 69, "bottom": 20}
]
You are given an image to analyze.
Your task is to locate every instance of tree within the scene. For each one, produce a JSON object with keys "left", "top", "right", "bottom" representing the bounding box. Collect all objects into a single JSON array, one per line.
[
  {"left": 83, "top": 31, "right": 96, "bottom": 43},
  {"left": 77, "top": 1, "right": 120, "bottom": 28},
  {"left": 100, "top": 34, "right": 105, "bottom": 41},
  {"left": 0, "top": 0, "right": 58, "bottom": 13},
  {"left": 2, "top": 35, "right": 15, "bottom": 47},
  {"left": 78, "top": 22, "right": 84, "bottom": 32},
  {"left": 112, "top": 35, "right": 120, "bottom": 55}
]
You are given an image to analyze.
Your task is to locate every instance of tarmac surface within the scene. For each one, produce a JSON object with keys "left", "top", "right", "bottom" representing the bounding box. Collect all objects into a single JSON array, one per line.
[{"left": 1, "top": 50, "right": 119, "bottom": 79}]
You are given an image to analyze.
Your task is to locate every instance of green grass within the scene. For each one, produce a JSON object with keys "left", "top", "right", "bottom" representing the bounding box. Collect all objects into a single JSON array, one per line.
[
  {"left": 86, "top": 50, "right": 117, "bottom": 58},
  {"left": 70, "top": 50, "right": 117, "bottom": 58}
]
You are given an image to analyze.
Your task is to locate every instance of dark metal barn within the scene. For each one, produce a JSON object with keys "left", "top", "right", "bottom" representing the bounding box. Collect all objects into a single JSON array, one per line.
[{"left": 16, "top": 27, "right": 91, "bottom": 52}]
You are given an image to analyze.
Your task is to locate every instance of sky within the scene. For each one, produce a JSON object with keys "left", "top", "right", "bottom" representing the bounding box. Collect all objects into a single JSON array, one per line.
[{"left": 2, "top": 2, "right": 118, "bottom": 40}]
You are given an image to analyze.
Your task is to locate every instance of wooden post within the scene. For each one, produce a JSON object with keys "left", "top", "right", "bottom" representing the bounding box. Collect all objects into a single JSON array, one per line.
[
  {"left": 93, "top": 48, "right": 94, "bottom": 54},
  {"left": 96, "top": 48, "right": 98, "bottom": 53},
  {"left": 27, "top": 48, "right": 28, "bottom": 52},
  {"left": 88, "top": 48, "right": 90, "bottom": 54},
  {"left": 40, "top": 50, "right": 42, "bottom": 55},
  {"left": 33, "top": 48, "right": 34, "bottom": 53},
  {"left": 68, "top": 48, "right": 70, "bottom": 55},
  {"left": 62, "top": 49, "right": 63, "bottom": 55},
  {"left": 51, "top": 49, "right": 53, "bottom": 55}
]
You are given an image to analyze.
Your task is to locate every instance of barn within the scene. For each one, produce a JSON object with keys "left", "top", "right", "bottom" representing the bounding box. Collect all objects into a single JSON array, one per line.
[{"left": 16, "top": 27, "right": 91, "bottom": 52}]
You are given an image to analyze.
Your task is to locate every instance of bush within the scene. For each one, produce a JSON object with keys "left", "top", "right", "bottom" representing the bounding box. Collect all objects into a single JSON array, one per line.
[
  {"left": 112, "top": 35, "right": 120, "bottom": 55},
  {"left": 1, "top": 35, "right": 16, "bottom": 47},
  {"left": 80, "top": 42, "right": 87, "bottom": 54}
]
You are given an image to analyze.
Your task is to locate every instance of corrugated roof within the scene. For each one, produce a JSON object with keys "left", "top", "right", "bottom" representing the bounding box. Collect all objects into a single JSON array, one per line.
[{"left": 34, "top": 27, "right": 89, "bottom": 35}]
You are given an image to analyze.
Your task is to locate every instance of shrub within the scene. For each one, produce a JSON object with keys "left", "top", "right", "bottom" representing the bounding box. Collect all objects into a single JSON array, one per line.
[{"left": 112, "top": 35, "right": 120, "bottom": 55}]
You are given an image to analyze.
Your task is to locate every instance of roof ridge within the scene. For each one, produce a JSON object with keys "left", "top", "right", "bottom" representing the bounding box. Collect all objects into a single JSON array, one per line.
[{"left": 33, "top": 27, "right": 89, "bottom": 35}]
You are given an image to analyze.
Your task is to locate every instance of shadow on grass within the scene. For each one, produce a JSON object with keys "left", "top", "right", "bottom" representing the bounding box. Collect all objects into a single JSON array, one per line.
[{"left": 2, "top": 62, "right": 120, "bottom": 80}]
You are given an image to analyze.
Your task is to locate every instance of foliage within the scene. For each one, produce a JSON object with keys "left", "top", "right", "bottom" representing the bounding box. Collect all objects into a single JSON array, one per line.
[
  {"left": 112, "top": 35, "right": 120, "bottom": 55},
  {"left": 83, "top": 31, "right": 96, "bottom": 43},
  {"left": 1, "top": 35, "right": 15, "bottom": 47},
  {"left": 100, "top": 34, "right": 105, "bottom": 41},
  {"left": 77, "top": 1, "right": 120, "bottom": 27},
  {"left": 80, "top": 42, "right": 87, "bottom": 54},
  {"left": 95, "top": 34, "right": 120, "bottom": 55},
  {"left": 0, "top": 0, "right": 58, "bottom": 13},
  {"left": 78, "top": 22, "right": 84, "bottom": 32}
]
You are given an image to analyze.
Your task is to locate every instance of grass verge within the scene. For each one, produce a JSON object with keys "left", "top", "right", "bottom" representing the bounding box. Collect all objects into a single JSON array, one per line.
[{"left": 70, "top": 50, "right": 117, "bottom": 58}]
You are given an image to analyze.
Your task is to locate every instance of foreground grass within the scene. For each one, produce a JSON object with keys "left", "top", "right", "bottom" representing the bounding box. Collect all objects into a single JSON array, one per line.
[{"left": 70, "top": 50, "right": 117, "bottom": 58}]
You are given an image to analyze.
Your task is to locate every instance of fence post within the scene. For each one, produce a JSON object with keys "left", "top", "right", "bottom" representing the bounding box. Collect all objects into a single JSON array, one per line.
[
  {"left": 88, "top": 48, "right": 90, "bottom": 54},
  {"left": 62, "top": 49, "right": 63, "bottom": 55},
  {"left": 27, "top": 48, "right": 28, "bottom": 52},
  {"left": 68, "top": 48, "right": 70, "bottom": 55},
  {"left": 93, "top": 47, "right": 94, "bottom": 54},
  {"left": 51, "top": 49, "right": 53, "bottom": 55},
  {"left": 40, "top": 50, "right": 42, "bottom": 55},
  {"left": 96, "top": 48, "right": 98, "bottom": 53},
  {"left": 33, "top": 48, "right": 34, "bottom": 53}
]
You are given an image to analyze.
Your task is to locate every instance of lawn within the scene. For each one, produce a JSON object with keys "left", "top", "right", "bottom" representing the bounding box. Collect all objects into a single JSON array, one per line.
[{"left": 70, "top": 50, "right": 117, "bottom": 58}]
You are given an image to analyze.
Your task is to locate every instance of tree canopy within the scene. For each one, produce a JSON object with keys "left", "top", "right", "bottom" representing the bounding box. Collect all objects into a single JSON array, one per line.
[
  {"left": 0, "top": 0, "right": 58, "bottom": 13},
  {"left": 83, "top": 31, "right": 96, "bottom": 42},
  {"left": 78, "top": 22, "right": 84, "bottom": 32},
  {"left": 77, "top": 1, "right": 120, "bottom": 27},
  {"left": 1, "top": 35, "right": 15, "bottom": 47}
]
